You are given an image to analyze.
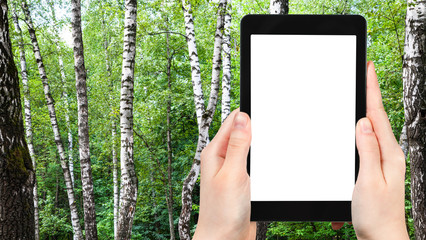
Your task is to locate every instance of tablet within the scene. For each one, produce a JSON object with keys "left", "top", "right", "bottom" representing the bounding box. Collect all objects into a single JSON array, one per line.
[{"left": 240, "top": 15, "right": 366, "bottom": 221}]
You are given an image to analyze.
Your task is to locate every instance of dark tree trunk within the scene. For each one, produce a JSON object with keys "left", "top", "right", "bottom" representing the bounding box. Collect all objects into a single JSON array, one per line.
[
  {"left": 403, "top": 0, "right": 426, "bottom": 239},
  {"left": 0, "top": 1, "right": 35, "bottom": 238},
  {"left": 70, "top": 0, "right": 98, "bottom": 239},
  {"left": 11, "top": 5, "right": 39, "bottom": 239},
  {"left": 256, "top": 222, "right": 270, "bottom": 240}
]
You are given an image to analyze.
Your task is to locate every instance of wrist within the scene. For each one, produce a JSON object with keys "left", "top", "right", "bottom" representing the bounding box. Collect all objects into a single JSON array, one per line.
[{"left": 356, "top": 226, "right": 409, "bottom": 240}]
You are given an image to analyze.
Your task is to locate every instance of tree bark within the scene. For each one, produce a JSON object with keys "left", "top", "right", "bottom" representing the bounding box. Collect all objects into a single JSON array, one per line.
[
  {"left": 166, "top": 30, "right": 176, "bottom": 240},
  {"left": 103, "top": 31, "right": 120, "bottom": 240},
  {"left": 256, "top": 222, "right": 270, "bottom": 240},
  {"left": 20, "top": 1, "right": 84, "bottom": 239},
  {"left": 403, "top": 0, "right": 426, "bottom": 239},
  {"left": 11, "top": 6, "right": 39, "bottom": 239},
  {"left": 48, "top": 0, "right": 75, "bottom": 187},
  {"left": 181, "top": 0, "right": 205, "bottom": 130},
  {"left": 255, "top": 1, "right": 290, "bottom": 237},
  {"left": 270, "top": 0, "right": 289, "bottom": 14},
  {"left": 221, "top": 0, "right": 232, "bottom": 123},
  {"left": 117, "top": 0, "right": 138, "bottom": 239},
  {"left": 0, "top": 1, "right": 35, "bottom": 238},
  {"left": 178, "top": 1, "right": 226, "bottom": 239},
  {"left": 112, "top": 119, "right": 120, "bottom": 240},
  {"left": 70, "top": 0, "right": 98, "bottom": 239},
  {"left": 399, "top": 123, "right": 409, "bottom": 158}
]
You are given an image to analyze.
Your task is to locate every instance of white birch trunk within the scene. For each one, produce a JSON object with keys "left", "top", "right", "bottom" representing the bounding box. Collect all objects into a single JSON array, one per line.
[
  {"left": 104, "top": 33, "right": 120, "bottom": 240},
  {"left": 48, "top": 0, "right": 75, "bottom": 187},
  {"left": 21, "top": 2, "right": 83, "bottom": 239},
  {"left": 11, "top": 7, "right": 39, "bottom": 240},
  {"left": 117, "top": 0, "right": 138, "bottom": 238},
  {"left": 166, "top": 30, "right": 176, "bottom": 240},
  {"left": 270, "top": 0, "right": 289, "bottom": 14},
  {"left": 221, "top": 0, "right": 232, "bottom": 123},
  {"left": 178, "top": 1, "right": 226, "bottom": 239},
  {"left": 182, "top": 0, "right": 205, "bottom": 130},
  {"left": 402, "top": 0, "right": 426, "bottom": 239},
  {"left": 113, "top": 120, "right": 119, "bottom": 240},
  {"left": 399, "top": 123, "right": 409, "bottom": 158},
  {"left": 70, "top": 0, "right": 98, "bottom": 238}
]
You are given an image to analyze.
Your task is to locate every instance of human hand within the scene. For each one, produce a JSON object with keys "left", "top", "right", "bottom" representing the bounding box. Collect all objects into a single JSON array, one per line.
[
  {"left": 333, "top": 61, "right": 408, "bottom": 239},
  {"left": 193, "top": 109, "right": 256, "bottom": 240}
]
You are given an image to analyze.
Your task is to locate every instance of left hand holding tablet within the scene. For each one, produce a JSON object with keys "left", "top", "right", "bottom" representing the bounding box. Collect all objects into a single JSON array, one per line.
[{"left": 193, "top": 109, "right": 256, "bottom": 240}]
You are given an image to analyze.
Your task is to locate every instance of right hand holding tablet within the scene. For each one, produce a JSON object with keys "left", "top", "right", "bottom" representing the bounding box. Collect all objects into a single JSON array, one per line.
[{"left": 334, "top": 61, "right": 409, "bottom": 240}]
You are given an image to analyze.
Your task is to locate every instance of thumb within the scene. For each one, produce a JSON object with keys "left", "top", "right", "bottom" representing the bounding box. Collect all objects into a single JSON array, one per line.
[
  {"left": 356, "top": 117, "right": 382, "bottom": 182},
  {"left": 223, "top": 112, "right": 251, "bottom": 174}
]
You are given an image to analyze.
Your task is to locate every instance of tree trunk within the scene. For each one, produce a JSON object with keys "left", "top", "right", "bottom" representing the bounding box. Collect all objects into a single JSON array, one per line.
[
  {"left": 166, "top": 30, "right": 176, "bottom": 240},
  {"left": 117, "top": 0, "right": 138, "bottom": 238},
  {"left": 256, "top": 1, "right": 290, "bottom": 237},
  {"left": 0, "top": 1, "right": 35, "bottom": 238},
  {"left": 103, "top": 31, "right": 120, "bottom": 240},
  {"left": 181, "top": 0, "right": 205, "bottom": 129},
  {"left": 403, "top": 0, "right": 426, "bottom": 239},
  {"left": 399, "top": 123, "right": 409, "bottom": 158},
  {"left": 256, "top": 222, "right": 270, "bottom": 240},
  {"left": 113, "top": 119, "right": 120, "bottom": 239},
  {"left": 70, "top": 0, "right": 98, "bottom": 239},
  {"left": 270, "top": 0, "right": 289, "bottom": 14},
  {"left": 21, "top": 1, "right": 84, "bottom": 239},
  {"left": 178, "top": 1, "right": 226, "bottom": 239},
  {"left": 48, "top": 0, "right": 75, "bottom": 187},
  {"left": 221, "top": 0, "right": 232, "bottom": 123},
  {"left": 11, "top": 6, "right": 39, "bottom": 240}
]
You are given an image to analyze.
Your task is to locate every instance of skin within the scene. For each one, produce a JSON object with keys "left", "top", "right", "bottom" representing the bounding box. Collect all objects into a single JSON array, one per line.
[{"left": 194, "top": 61, "right": 408, "bottom": 240}]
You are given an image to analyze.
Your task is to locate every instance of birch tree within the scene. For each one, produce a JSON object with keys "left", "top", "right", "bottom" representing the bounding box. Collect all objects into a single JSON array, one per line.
[
  {"left": 181, "top": 0, "right": 205, "bottom": 129},
  {"left": 166, "top": 29, "right": 176, "bottom": 240},
  {"left": 270, "top": 0, "right": 289, "bottom": 14},
  {"left": 103, "top": 29, "right": 120, "bottom": 239},
  {"left": 117, "top": 0, "right": 138, "bottom": 238},
  {"left": 221, "top": 0, "right": 232, "bottom": 122},
  {"left": 178, "top": 0, "right": 226, "bottom": 238},
  {"left": 70, "top": 0, "right": 98, "bottom": 238},
  {"left": 20, "top": 1, "right": 84, "bottom": 239},
  {"left": 0, "top": 1, "right": 34, "bottom": 238},
  {"left": 11, "top": 6, "right": 39, "bottom": 239},
  {"left": 402, "top": 0, "right": 426, "bottom": 239},
  {"left": 48, "top": 0, "right": 75, "bottom": 186}
]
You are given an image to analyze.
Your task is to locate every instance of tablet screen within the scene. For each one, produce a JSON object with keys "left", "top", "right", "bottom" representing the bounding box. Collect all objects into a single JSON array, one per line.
[{"left": 250, "top": 34, "right": 356, "bottom": 201}]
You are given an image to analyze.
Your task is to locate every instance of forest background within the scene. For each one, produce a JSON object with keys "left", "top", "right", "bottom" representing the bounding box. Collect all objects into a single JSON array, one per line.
[{"left": 3, "top": 0, "right": 417, "bottom": 239}]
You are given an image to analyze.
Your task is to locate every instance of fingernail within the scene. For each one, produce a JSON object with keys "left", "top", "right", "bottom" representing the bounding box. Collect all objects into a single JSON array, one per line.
[
  {"left": 361, "top": 118, "right": 372, "bottom": 133},
  {"left": 234, "top": 112, "right": 247, "bottom": 129}
]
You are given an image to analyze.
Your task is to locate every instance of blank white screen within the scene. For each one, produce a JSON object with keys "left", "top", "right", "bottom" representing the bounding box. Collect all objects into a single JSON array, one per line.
[{"left": 250, "top": 35, "right": 356, "bottom": 201}]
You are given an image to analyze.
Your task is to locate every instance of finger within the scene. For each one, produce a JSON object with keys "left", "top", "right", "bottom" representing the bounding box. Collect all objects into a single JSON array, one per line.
[
  {"left": 356, "top": 117, "right": 383, "bottom": 182},
  {"left": 207, "top": 109, "right": 239, "bottom": 159},
  {"left": 201, "top": 109, "right": 239, "bottom": 179},
  {"left": 331, "top": 222, "right": 344, "bottom": 230},
  {"left": 222, "top": 112, "right": 251, "bottom": 175},
  {"left": 366, "top": 62, "right": 404, "bottom": 171}
]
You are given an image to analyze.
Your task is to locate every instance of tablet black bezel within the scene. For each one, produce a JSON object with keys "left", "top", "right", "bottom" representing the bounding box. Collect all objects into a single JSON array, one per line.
[{"left": 240, "top": 14, "right": 366, "bottom": 221}]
